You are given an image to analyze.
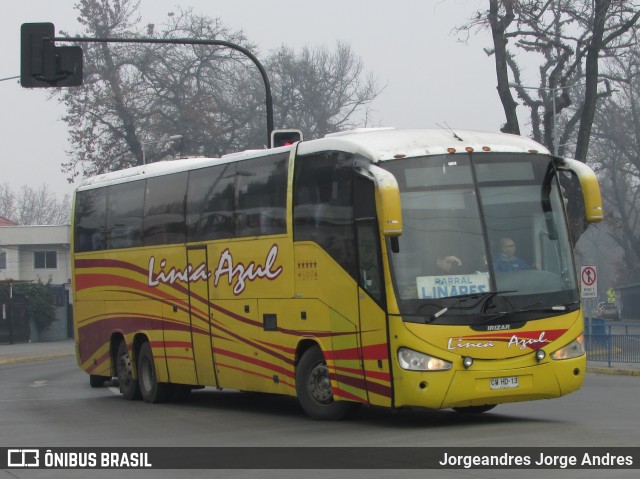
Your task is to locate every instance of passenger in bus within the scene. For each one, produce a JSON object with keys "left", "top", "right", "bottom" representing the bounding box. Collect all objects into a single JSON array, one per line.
[
  {"left": 417, "top": 253, "right": 463, "bottom": 277},
  {"left": 435, "top": 255, "right": 462, "bottom": 273},
  {"left": 493, "top": 237, "right": 535, "bottom": 272}
]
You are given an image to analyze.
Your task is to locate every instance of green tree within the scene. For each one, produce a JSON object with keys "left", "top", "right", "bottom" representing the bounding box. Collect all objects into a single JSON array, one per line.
[{"left": 11, "top": 281, "right": 56, "bottom": 332}]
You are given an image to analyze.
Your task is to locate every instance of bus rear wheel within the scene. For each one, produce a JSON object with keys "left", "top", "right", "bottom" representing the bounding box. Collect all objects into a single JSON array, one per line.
[
  {"left": 116, "top": 340, "right": 140, "bottom": 400},
  {"left": 295, "top": 345, "right": 359, "bottom": 421},
  {"left": 138, "top": 342, "right": 172, "bottom": 403}
]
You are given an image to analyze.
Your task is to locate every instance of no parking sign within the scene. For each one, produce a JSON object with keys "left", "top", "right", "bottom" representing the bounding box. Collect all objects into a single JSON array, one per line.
[{"left": 580, "top": 265, "right": 598, "bottom": 299}]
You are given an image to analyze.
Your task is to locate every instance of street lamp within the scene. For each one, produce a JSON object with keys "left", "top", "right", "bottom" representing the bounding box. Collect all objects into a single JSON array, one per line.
[
  {"left": 141, "top": 134, "right": 183, "bottom": 165},
  {"left": 508, "top": 81, "right": 586, "bottom": 156}
]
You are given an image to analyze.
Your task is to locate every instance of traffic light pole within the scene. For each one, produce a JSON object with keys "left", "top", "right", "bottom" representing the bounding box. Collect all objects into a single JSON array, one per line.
[{"left": 48, "top": 34, "right": 274, "bottom": 148}]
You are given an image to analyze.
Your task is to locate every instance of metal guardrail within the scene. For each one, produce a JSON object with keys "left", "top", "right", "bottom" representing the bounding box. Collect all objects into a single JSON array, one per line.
[{"left": 584, "top": 318, "right": 640, "bottom": 367}]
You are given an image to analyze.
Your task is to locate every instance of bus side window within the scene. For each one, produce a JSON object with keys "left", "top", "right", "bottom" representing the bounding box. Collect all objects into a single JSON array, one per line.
[
  {"left": 105, "top": 181, "right": 145, "bottom": 250},
  {"left": 236, "top": 153, "right": 288, "bottom": 237},
  {"left": 186, "top": 164, "right": 236, "bottom": 242},
  {"left": 354, "top": 176, "right": 384, "bottom": 304},
  {"left": 143, "top": 172, "right": 188, "bottom": 246},
  {"left": 74, "top": 188, "right": 107, "bottom": 252},
  {"left": 293, "top": 151, "right": 357, "bottom": 279}
]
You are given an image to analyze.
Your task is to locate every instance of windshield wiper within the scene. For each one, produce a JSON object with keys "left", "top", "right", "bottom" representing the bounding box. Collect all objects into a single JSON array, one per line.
[
  {"left": 407, "top": 306, "right": 448, "bottom": 324},
  {"left": 415, "top": 291, "right": 517, "bottom": 323},
  {"left": 478, "top": 300, "right": 543, "bottom": 324},
  {"left": 448, "top": 290, "right": 517, "bottom": 313},
  {"left": 422, "top": 307, "right": 449, "bottom": 324},
  {"left": 476, "top": 299, "right": 580, "bottom": 324}
]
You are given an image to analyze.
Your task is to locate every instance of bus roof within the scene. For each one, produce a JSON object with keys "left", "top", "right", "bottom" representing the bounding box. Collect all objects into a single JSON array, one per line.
[
  {"left": 76, "top": 128, "right": 549, "bottom": 190},
  {"left": 76, "top": 145, "right": 294, "bottom": 190},
  {"left": 297, "top": 128, "right": 550, "bottom": 161}
]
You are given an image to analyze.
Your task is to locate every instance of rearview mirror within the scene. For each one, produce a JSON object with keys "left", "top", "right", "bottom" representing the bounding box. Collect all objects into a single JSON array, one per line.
[{"left": 553, "top": 157, "right": 603, "bottom": 223}]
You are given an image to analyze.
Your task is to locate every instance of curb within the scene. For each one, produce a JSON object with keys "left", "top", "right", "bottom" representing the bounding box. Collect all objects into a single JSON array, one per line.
[
  {"left": 586, "top": 366, "right": 640, "bottom": 377},
  {"left": 0, "top": 353, "right": 75, "bottom": 366}
]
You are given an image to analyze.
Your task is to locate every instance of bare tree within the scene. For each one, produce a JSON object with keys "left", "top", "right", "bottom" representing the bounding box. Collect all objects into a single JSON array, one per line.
[
  {"left": 56, "top": 0, "right": 381, "bottom": 182},
  {"left": 58, "top": 0, "right": 257, "bottom": 180},
  {"left": 0, "top": 183, "right": 70, "bottom": 225},
  {"left": 267, "top": 43, "right": 381, "bottom": 138},
  {"left": 588, "top": 43, "right": 640, "bottom": 282},
  {"left": 456, "top": 0, "right": 640, "bottom": 161}
]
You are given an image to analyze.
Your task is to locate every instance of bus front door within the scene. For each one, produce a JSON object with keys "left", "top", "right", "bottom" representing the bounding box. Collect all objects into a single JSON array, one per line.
[{"left": 356, "top": 219, "right": 392, "bottom": 408}]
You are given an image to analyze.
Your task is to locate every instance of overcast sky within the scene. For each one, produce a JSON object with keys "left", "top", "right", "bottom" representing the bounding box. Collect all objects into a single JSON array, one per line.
[{"left": 1, "top": 0, "right": 507, "bottom": 198}]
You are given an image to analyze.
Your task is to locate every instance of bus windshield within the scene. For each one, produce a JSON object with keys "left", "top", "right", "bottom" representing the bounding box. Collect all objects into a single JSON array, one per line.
[{"left": 383, "top": 152, "right": 579, "bottom": 324}]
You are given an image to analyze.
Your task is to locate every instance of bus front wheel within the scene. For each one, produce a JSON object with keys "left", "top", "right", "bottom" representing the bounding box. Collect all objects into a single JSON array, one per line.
[
  {"left": 295, "top": 345, "right": 359, "bottom": 421},
  {"left": 137, "top": 342, "right": 172, "bottom": 403},
  {"left": 116, "top": 341, "right": 140, "bottom": 400}
]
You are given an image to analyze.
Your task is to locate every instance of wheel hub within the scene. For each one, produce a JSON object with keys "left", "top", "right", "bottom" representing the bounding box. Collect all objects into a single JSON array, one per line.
[
  {"left": 118, "top": 353, "right": 132, "bottom": 386},
  {"left": 308, "top": 363, "right": 333, "bottom": 403}
]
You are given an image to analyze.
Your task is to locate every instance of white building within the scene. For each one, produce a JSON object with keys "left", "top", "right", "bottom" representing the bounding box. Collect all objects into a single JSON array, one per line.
[
  {"left": 0, "top": 222, "right": 71, "bottom": 342},
  {"left": 0, "top": 224, "right": 71, "bottom": 284}
]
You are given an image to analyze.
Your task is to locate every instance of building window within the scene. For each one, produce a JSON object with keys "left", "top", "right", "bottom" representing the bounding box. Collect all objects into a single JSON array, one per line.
[
  {"left": 0, "top": 251, "right": 6, "bottom": 269},
  {"left": 34, "top": 251, "right": 57, "bottom": 269}
]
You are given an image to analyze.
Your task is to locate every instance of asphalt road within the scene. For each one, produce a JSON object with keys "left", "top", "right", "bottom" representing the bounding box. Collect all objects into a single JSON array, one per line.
[{"left": 0, "top": 357, "right": 638, "bottom": 479}]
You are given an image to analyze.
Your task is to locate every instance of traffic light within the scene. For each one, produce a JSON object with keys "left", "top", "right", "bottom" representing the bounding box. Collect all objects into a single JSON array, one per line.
[
  {"left": 271, "top": 129, "right": 303, "bottom": 148},
  {"left": 21, "top": 23, "right": 83, "bottom": 88}
]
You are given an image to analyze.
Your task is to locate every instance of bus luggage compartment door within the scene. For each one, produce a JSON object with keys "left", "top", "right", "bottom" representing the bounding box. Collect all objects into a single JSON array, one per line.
[{"left": 187, "top": 246, "right": 217, "bottom": 387}]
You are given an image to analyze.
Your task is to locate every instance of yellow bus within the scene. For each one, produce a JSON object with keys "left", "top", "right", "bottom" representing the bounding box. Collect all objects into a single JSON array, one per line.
[{"left": 72, "top": 128, "right": 603, "bottom": 420}]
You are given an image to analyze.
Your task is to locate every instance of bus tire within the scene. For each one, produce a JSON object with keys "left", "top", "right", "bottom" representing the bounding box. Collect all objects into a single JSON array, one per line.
[
  {"left": 137, "top": 342, "right": 172, "bottom": 403},
  {"left": 89, "top": 374, "right": 108, "bottom": 388},
  {"left": 453, "top": 405, "right": 496, "bottom": 414},
  {"left": 116, "top": 340, "right": 140, "bottom": 400},
  {"left": 295, "top": 345, "right": 358, "bottom": 421}
]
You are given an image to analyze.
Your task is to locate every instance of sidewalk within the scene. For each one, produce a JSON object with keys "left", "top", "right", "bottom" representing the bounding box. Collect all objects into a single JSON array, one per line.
[
  {"left": 0, "top": 339, "right": 75, "bottom": 365},
  {"left": 586, "top": 360, "right": 640, "bottom": 376},
  {"left": 0, "top": 339, "right": 638, "bottom": 375}
]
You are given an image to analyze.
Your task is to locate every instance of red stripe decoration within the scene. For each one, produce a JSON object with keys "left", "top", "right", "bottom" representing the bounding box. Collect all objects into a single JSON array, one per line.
[
  {"left": 325, "top": 346, "right": 360, "bottom": 361},
  {"left": 215, "top": 347, "right": 295, "bottom": 379},
  {"left": 77, "top": 261, "right": 362, "bottom": 341},
  {"left": 216, "top": 362, "right": 294, "bottom": 390},
  {"left": 210, "top": 321, "right": 295, "bottom": 366},
  {"left": 159, "top": 355, "right": 195, "bottom": 362},
  {"left": 330, "top": 367, "right": 392, "bottom": 399},
  {"left": 162, "top": 341, "right": 194, "bottom": 349},
  {"left": 332, "top": 364, "right": 391, "bottom": 383},
  {"left": 332, "top": 387, "right": 367, "bottom": 403},
  {"left": 85, "top": 348, "right": 111, "bottom": 373},
  {"left": 361, "top": 343, "right": 389, "bottom": 360},
  {"left": 332, "top": 372, "right": 366, "bottom": 391},
  {"left": 255, "top": 340, "right": 297, "bottom": 355}
]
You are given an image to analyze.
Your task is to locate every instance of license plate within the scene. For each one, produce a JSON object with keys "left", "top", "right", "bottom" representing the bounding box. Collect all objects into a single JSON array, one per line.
[{"left": 490, "top": 376, "right": 519, "bottom": 390}]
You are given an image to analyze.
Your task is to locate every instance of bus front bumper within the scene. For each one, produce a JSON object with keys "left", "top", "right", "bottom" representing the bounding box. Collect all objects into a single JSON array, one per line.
[{"left": 393, "top": 355, "right": 586, "bottom": 410}]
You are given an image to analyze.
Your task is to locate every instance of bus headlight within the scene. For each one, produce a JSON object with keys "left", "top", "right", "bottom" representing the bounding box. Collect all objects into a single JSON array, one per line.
[
  {"left": 398, "top": 348, "right": 452, "bottom": 371},
  {"left": 550, "top": 335, "right": 585, "bottom": 360}
]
